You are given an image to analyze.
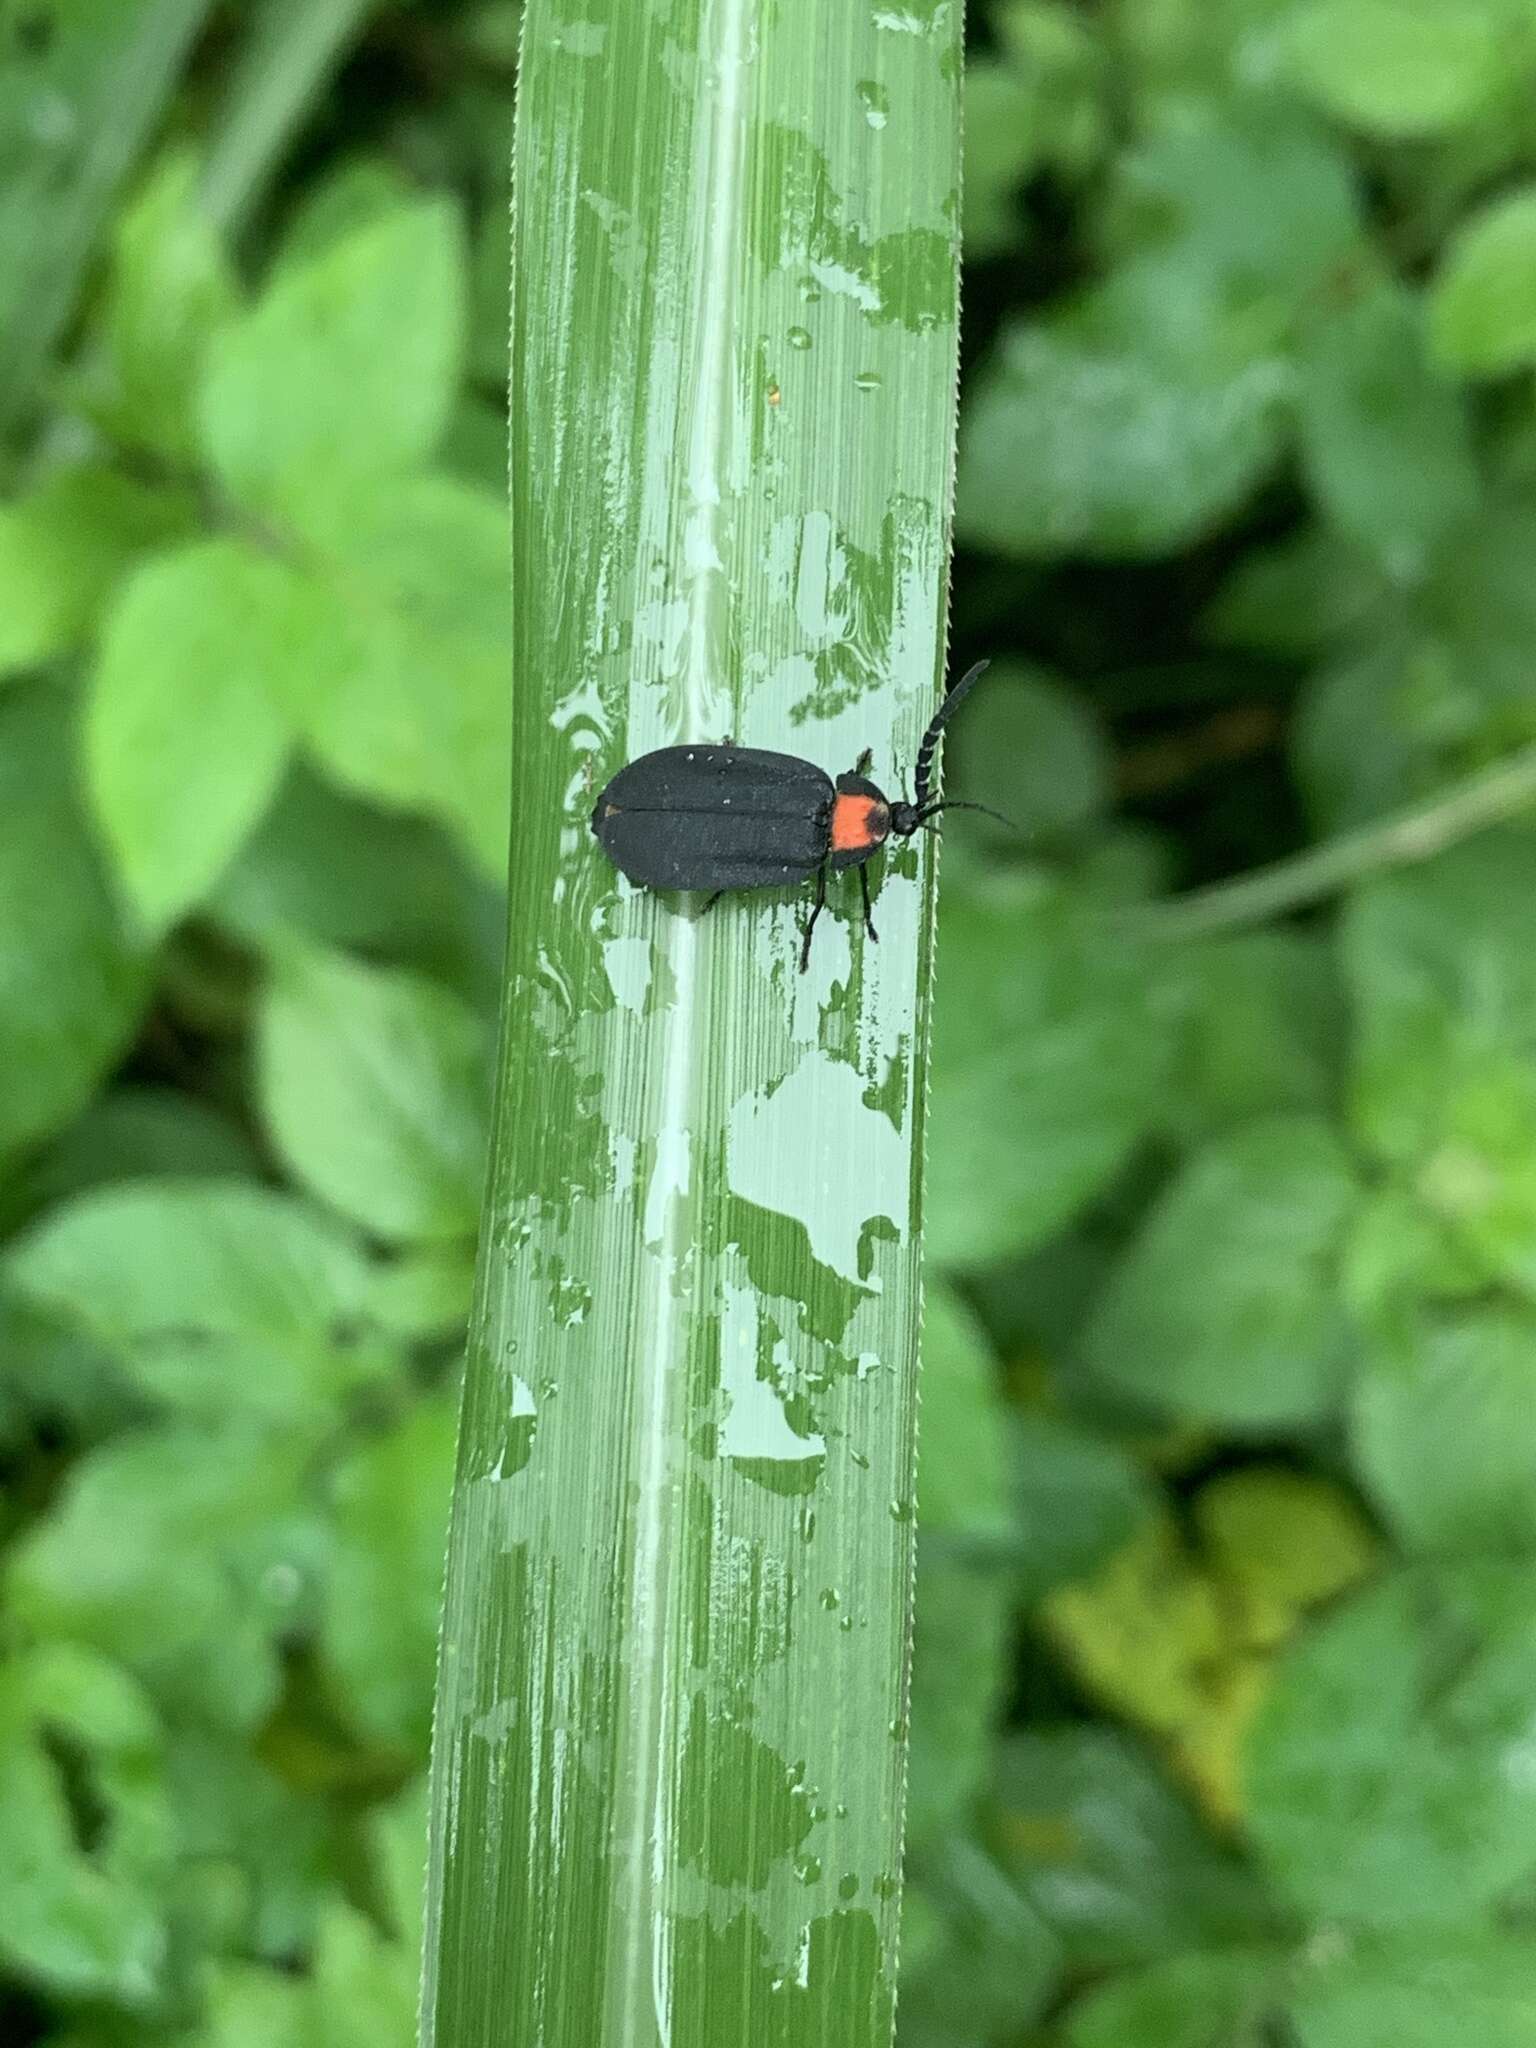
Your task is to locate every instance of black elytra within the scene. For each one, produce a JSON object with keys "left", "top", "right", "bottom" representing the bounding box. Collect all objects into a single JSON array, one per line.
[{"left": 590, "top": 661, "right": 1007, "bottom": 970}]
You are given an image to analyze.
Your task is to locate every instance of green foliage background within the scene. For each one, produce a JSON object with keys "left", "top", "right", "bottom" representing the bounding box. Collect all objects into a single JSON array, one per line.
[{"left": 5, "top": 0, "right": 1536, "bottom": 2043}]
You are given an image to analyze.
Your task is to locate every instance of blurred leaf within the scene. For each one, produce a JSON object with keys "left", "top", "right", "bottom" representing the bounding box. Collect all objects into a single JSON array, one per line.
[
  {"left": 1293, "top": 631, "right": 1485, "bottom": 834},
  {"left": 1342, "top": 831, "right": 1536, "bottom": 1292},
  {"left": 0, "top": 1643, "right": 172, "bottom": 2006},
  {"left": 908, "top": 1290, "right": 1015, "bottom": 1855},
  {"left": 991, "top": 0, "right": 1105, "bottom": 179},
  {"left": 1421, "top": 500, "right": 1536, "bottom": 709},
  {"left": 8, "top": 1178, "right": 370, "bottom": 1355},
  {"left": 1291, "top": 1927, "right": 1536, "bottom": 2048},
  {"left": 296, "top": 475, "right": 512, "bottom": 875},
  {"left": 127, "top": 1327, "right": 393, "bottom": 1428},
  {"left": 258, "top": 948, "right": 488, "bottom": 1242},
  {"left": 1342, "top": 1185, "right": 1489, "bottom": 1334},
  {"left": 320, "top": 1397, "right": 457, "bottom": 1754},
  {"left": 897, "top": 1839, "right": 1059, "bottom": 2048},
  {"left": 6, "top": 1423, "right": 326, "bottom": 1730},
  {"left": 87, "top": 541, "right": 319, "bottom": 933},
  {"left": 363, "top": 1243, "right": 476, "bottom": 1342},
  {"left": 1193, "top": 1468, "right": 1380, "bottom": 1651},
  {"left": 962, "top": 61, "right": 1036, "bottom": 259},
  {"left": 205, "top": 1897, "right": 417, "bottom": 2048},
  {"left": 917, "top": 1286, "right": 1010, "bottom": 1542},
  {"left": 1008, "top": 1412, "right": 1153, "bottom": 1604},
  {"left": 994, "top": 1725, "right": 1277, "bottom": 1970},
  {"left": 0, "top": 0, "right": 213, "bottom": 432},
  {"left": 957, "top": 286, "right": 1287, "bottom": 560},
  {"left": 1064, "top": 1947, "right": 1288, "bottom": 2048},
  {"left": 1039, "top": 1518, "right": 1285, "bottom": 1824},
  {"left": 18, "top": 1088, "right": 259, "bottom": 1219},
  {"left": 0, "top": 685, "right": 148, "bottom": 1161},
  {"left": 1282, "top": 0, "right": 1518, "bottom": 137},
  {"left": 961, "top": 100, "right": 1346, "bottom": 561},
  {"left": 0, "top": 1294, "right": 132, "bottom": 1448},
  {"left": 275, "top": 156, "right": 416, "bottom": 271},
  {"left": 928, "top": 875, "right": 1172, "bottom": 1268},
  {"left": 1084, "top": 1118, "right": 1361, "bottom": 1428},
  {"left": 944, "top": 662, "right": 1112, "bottom": 843},
  {"left": 1245, "top": 1561, "right": 1536, "bottom": 1922},
  {"left": 1202, "top": 525, "right": 1387, "bottom": 656},
  {"left": 205, "top": 1964, "right": 307, "bottom": 2048},
  {"left": 91, "top": 149, "right": 239, "bottom": 461},
  {"left": 1041, "top": 1511, "right": 1225, "bottom": 1733},
  {"left": 906, "top": 1551, "right": 1013, "bottom": 1856},
  {"left": 370, "top": 1776, "right": 429, "bottom": 1953},
  {"left": 1354, "top": 1306, "right": 1536, "bottom": 1552},
  {"left": 1103, "top": 96, "right": 1361, "bottom": 313},
  {"left": 1159, "top": 933, "right": 1343, "bottom": 1147},
  {"left": 211, "top": 767, "right": 504, "bottom": 1011},
  {"left": 166, "top": 1729, "right": 334, "bottom": 1962},
  {"left": 1297, "top": 284, "right": 1479, "bottom": 579},
  {"left": 199, "top": 200, "right": 466, "bottom": 524},
  {"left": 305, "top": 1897, "right": 417, "bottom": 2048},
  {"left": 0, "top": 466, "right": 190, "bottom": 681},
  {"left": 1431, "top": 183, "right": 1536, "bottom": 375}
]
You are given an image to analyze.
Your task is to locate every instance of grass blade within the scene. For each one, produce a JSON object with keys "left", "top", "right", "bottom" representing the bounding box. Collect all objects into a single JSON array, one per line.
[
  {"left": 422, "top": 4, "right": 964, "bottom": 2043},
  {"left": 200, "top": 0, "right": 376, "bottom": 237},
  {"left": 0, "top": 0, "right": 212, "bottom": 435}
]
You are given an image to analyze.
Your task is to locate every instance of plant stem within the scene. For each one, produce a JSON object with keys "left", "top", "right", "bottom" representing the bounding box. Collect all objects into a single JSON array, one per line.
[{"left": 1133, "top": 744, "right": 1536, "bottom": 941}]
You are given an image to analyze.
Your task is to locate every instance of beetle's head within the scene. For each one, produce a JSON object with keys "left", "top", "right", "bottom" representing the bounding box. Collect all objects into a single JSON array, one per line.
[{"left": 890, "top": 796, "right": 1019, "bottom": 838}]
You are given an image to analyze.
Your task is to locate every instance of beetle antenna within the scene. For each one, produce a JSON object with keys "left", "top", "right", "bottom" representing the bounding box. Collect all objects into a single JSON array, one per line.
[
  {"left": 915, "top": 797, "right": 1019, "bottom": 832},
  {"left": 912, "top": 660, "right": 991, "bottom": 813}
]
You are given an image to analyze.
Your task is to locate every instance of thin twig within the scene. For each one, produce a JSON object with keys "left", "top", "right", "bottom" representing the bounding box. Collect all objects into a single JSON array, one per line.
[{"left": 1129, "top": 742, "right": 1536, "bottom": 943}]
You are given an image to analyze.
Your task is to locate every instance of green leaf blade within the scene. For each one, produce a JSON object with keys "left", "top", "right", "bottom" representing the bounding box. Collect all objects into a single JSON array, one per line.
[
  {"left": 257, "top": 948, "right": 488, "bottom": 1242},
  {"left": 86, "top": 541, "right": 310, "bottom": 933},
  {"left": 421, "top": 5, "right": 965, "bottom": 2045},
  {"left": 198, "top": 199, "right": 466, "bottom": 521}
]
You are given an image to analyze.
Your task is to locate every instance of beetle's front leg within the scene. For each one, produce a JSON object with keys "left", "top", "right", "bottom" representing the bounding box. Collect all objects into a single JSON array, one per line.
[
  {"left": 858, "top": 863, "right": 878, "bottom": 943},
  {"left": 799, "top": 863, "right": 830, "bottom": 972}
]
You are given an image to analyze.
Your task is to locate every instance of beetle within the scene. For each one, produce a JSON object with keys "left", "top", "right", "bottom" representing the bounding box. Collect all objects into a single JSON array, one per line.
[{"left": 590, "top": 660, "right": 1005, "bottom": 969}]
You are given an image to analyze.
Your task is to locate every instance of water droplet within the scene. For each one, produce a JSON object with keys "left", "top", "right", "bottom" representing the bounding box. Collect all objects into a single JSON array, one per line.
[
  {"left": 854, "top": 370, "right": 881, "bottom": 393},
  {"left": 838, "top": 1873, "right": 859, "bottom": 1901},
  {"left": 261, "top": 1563, "right": 302, "bottom": 1606},
  {"left": 766, "top": 379, "right": 782, "bottom": 406},
  {"left": 856, "top": 79, "right": 890, "bottom": 128},
  {"left": 798, "top": 277, "right": 822, "bottom": 303},
  {"left": 787, "top": 326, "right": 812, "bottom": 351},
  {"left": 29, "top": 92, "right": 78, "bottom": 149},
  {"left": 819, "top": 1587, "right": 840, "bottom": 1611},
  {"left": 889, "top": 1496, "right": 914, "bottom": 1524},
  {"left": 794, "top": 1856, "right": 822, "bottom": 1884}
]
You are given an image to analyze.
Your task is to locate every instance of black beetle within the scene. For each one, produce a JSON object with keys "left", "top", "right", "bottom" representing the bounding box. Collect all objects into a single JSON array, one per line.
[{"left": 590, "top": 661, "right": 1004, "bottom": 969}]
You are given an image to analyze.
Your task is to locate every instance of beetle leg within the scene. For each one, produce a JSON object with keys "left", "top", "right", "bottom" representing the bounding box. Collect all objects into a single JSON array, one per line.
[
  {"left": 858, "top": 863, "right": 878, "bottom": 943},
  {"left": 854, "top": 747, "right": 873, "bottom": 776},
  {"left": 799, "top": 862, "right": 829, "bottom": 973},
  {"left": 699, "top": 891, "right": 724, "bottom": 915}
]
